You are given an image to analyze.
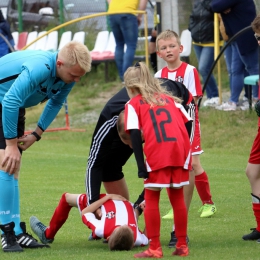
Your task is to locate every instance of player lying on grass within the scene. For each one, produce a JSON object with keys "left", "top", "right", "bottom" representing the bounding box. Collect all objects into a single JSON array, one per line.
[{"left": 30, "top": 193, "right": 148, "bottom": 251}]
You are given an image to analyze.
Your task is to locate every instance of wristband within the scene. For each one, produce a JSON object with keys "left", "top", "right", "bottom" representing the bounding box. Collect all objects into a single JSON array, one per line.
[{"left": 31, "top": 131, "right": 41, "bottom": 141}]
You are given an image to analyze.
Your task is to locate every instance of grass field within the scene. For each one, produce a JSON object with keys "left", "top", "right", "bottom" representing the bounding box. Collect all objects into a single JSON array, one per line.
[{"left": 1, "top": 66, "right": 260, "bottom": 259}]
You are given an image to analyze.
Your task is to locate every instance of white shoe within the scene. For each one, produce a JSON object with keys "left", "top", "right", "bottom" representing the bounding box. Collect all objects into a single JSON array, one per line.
[
  {"left": 240, "top": 99, "right": 257, "bottom": 111},
  {"left": 203, "top": 97, "right": 219, "bottom": 107},
  {"left": 215, "top": 102, "right": 237, "bottom": 111},
  {"left": 240, "top": 101, "right": 249, "bottom": 111}
]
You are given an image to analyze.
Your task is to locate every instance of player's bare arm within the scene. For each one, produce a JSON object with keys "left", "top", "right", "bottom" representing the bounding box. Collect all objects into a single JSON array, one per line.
[{"left": 82, "top": 194, "right": 127, "bottom": 215}]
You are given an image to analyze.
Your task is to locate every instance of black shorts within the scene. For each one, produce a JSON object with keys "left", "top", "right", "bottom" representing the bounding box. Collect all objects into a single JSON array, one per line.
[
  {"left": 0, "top": 104, "right": 25, "bottom": 151},
  {"left": 101, "top": 137, "right": 133, "bottom": 182}
]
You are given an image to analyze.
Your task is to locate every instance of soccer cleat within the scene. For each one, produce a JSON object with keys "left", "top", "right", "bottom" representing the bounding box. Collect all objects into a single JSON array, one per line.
[
  {"left": 242, "top": 228, "right": 260, "bottom": 240},
  {"left": 172, "top": 245, "right": 189, "bottom": 256},
  {"left": 162, "top": 209, "right": 173, "bottom": 219},
  {"left": 168, "top": 231, "right": 189, "bottom": 248},
  {"left": 168, "top": 231, "right": 177, "bottom": 248},
  {"left": 16, "top": 222, "right": 50, "bottom": 248},
  {"left": 134, "top": 247, "right": 163, "bottom": 258},
  {"left": 29, "top": 216, "right": 54, "bottom": 244},
  {"left": 0, "top": 221, "right": 23, "bottom": 252},
  {"left": 198, "top": 203, "right": 217, "bottom": 218}
]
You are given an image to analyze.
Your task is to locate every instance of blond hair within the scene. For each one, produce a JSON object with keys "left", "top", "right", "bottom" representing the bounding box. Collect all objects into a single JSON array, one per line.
[
  {"left": 124, "top": 62, "right": 182, "bottom": 106},
  {"left": 156, "top": 30, "right": 181, "bottom": 51},
  {"left": 58, "top": 41, "right": 92, "bottom": 73},
  {"left": 252, "top": 15, "right": 260, "bottom": 32},
  {"left": 108, "top": 225, "right": 134, "bottom": 251}
]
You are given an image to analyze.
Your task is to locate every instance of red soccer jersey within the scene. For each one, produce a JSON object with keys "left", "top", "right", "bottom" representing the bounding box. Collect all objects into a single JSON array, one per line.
[
  {"left": 81, "top": 198, "right": 148, "bottom": 246},
  {"left": 125, "top": 94, "right": 192, "bottom": 171},
  {"left": 154, "top": 62, "right": 203, "bottom": 98}
]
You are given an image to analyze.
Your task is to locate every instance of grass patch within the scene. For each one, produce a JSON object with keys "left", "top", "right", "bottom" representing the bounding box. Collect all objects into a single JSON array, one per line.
[
  {"left": 2, "top": 64, "right": 259, "bottom": 259},
  {"left": 2, "top": 107, "right": 259, "bottom": 259}
]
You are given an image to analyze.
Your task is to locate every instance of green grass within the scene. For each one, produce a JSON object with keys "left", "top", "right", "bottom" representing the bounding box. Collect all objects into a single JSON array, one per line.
[{"left": 1, "top": 66, "right": 259, "bottom": 259}]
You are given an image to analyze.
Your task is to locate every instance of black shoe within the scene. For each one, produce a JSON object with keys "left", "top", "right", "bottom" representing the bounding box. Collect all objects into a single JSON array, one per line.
[
  {"left": 16, "top": 222, "right": 50, "bottom": 249},
  {"left": 0, "top": 222, "right": 23, "bottom": 252},
  {"left": 168, "top": 231, "right": 189, "bottom": 248},
  {"left": 168, "top": 231, "right": 177, "bottom": 248},
  {"left": 242, "top": 228, "right": 260, "bottom": 240}
]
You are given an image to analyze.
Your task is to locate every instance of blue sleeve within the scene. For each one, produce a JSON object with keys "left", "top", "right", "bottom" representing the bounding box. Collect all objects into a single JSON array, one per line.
[
  {"left": 2, "top": 69, "right": 36, "bottom": 139},
  {"left": 37, "top": 83, "right": 74, "bottom": 131}
]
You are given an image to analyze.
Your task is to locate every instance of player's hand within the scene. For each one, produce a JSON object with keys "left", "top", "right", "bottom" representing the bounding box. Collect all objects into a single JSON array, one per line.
[
  {"left": 137, "top": 15, "right": 142, "bottom": 26},
  {"left": 139, "top": 200, "right": 145, "bottom": 210},
  {"left": 17, "top": 134, "right": 37, "bottom": 151},
  {"left": 2, "top": 145, "right": 21, "bottom": 174},
  {"left": 138, "top": 170, "right": 148, "bottom": 179},
  {"left": 255, "top": 99, "right": 260, "bottom": 117}
]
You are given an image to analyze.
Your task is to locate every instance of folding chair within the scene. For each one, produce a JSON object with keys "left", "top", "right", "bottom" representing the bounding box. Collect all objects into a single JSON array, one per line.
[
  {"left": 25, "top": 31, "right": 38, "bottom": 50},
  {"left": 90, "top": 31, "right": 109, "bottom": 60},
  {"left": 72, "top": 31, "right": 85, "bottom": 44},
  {"left": 44, "top": 30, "right": 58, "bottom": 51},
  {"left": 58, "top": 31, "right": 72, "bottom": 50},
  {"left": 35, "top": 31, "right": 47, "bottom": 50},
  {"left": 180, "top": 29, "right": 192, "bottom": 62},
  {"left": 11, "top": 31, "right": 19, "bottom": 50},
  {"left": 16, "top": 32, "right": 28, "bottom": 50}
]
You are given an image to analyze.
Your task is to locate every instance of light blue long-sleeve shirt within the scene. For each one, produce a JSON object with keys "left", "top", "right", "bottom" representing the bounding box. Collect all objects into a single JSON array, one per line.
[{"left": 0, "top": 50, "right": 74, "bottom": 139}]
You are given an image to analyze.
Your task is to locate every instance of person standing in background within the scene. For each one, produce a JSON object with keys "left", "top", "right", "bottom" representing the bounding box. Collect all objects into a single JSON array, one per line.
[
  {"left": 0, "top": 10, "right": 14, "bottom": 58},
  {"left": 188, "top": 0, "right": 219, "bottom": 108},
  {"left": 107, "top": 0, "right": 148, "bottom": 82},
  {"left": 155, "top": 30, "right": 217, "bottom": 247},
  {"left": 211, "top": 0, "right": 259, "bottom": 111}
]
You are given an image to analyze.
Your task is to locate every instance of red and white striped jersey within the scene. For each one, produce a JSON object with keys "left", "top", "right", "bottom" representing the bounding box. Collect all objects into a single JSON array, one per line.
[
  {"left": 82, "top": 199, "right": 148, "bottom": 246},
  {"left": 154, "top": 62, "right": 203, "bottom": 98},
  {"left": 125, "top": 94, "right": 192, "bottom": 171}
]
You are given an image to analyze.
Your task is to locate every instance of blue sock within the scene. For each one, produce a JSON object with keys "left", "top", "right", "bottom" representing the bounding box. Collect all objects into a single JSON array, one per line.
[
  {"left": 0, "top": 170, "right": 14, "bottom": 234},
  {"left": 13, "top": 179, "right": 23, "bottom": 235}
]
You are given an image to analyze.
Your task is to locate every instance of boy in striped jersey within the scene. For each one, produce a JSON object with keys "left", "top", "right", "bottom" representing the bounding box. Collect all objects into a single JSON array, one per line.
[
  {"left": 155, "top": 30, "right": 216, "bottom": 246},
  {"left": 30, "top": 193, "right": 148, "bottom": 250}
]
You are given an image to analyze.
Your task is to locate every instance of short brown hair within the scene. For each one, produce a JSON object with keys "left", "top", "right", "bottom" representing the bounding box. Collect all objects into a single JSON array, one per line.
[
  {"left": 108, "top": 225, "right": 134, "bottom": 251},
  {"left": 117, "top": 110, "right": 130, "bottom": 143},
  {"left": 156, "top": 30, "right": 181, "bottom": 51},
  {"left": 252, "top": 15, "right": 260, "bottom": 33}
]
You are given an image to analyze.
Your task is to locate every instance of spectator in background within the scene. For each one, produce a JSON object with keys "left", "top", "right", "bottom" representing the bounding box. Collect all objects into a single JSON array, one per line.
[
  {"left": 211, "top": 0, "right": 259, "bottom": 111},
  {"left": 0, "top": 10, "right": 14, "bottom": 57},
  {"left": 107, "top": 0, "right": 148, "bottom": 82},
  {"left": 155, "top": 30, "right": 217, "bottom": 248},
  {"left": 188, "top": 0, "right": 219, "bottom": 107},
  {"left": 218, "top": 14, "right": 250, "bottom": 110}
]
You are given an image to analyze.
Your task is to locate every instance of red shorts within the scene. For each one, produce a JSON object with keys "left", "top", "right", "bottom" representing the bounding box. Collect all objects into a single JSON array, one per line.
[
  {"left": 249, "top": 127, "right": 260, "bottom": 164},
  {"left": 144, "top": 166, "right": 189, "bottom": 188},
  {"left": 191, "top": 109, "right": 203, "bottom": 155}
]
